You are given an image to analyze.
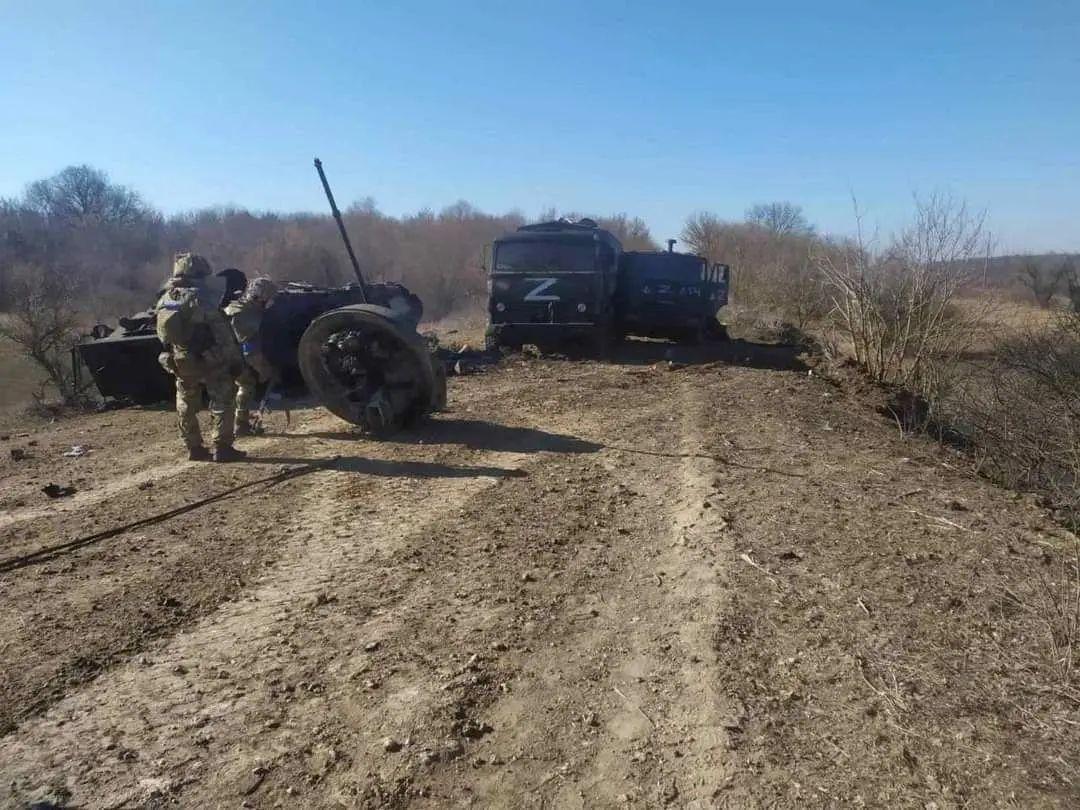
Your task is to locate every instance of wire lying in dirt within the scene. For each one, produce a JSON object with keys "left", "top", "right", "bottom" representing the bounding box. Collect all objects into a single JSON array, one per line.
[{"left": 0, "top": 457, "right": 339, "bottom": 574}]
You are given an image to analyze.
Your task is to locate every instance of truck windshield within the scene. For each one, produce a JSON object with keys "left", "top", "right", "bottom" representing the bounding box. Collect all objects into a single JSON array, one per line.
[
  {"left": 495, "top": 241, "right": 596, "bottom": 272},
  {"left": 625, "top": 255, "right": 704, "bottom": 282}
]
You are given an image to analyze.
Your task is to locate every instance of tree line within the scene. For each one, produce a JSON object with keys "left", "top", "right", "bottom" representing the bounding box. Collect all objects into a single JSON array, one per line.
[
  {"left": 5, "top": 165, "right": 1072, "bottom": 328},
  {"left": 0, "top": 165, "right": 663, "bottom": 323}
]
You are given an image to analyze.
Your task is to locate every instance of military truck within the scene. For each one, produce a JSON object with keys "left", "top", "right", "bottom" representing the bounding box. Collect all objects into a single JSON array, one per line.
[
  {"left": 485, "top": 219, "right": 622, "bottom": 354},
  {"left": 615, "top": 242, "right": 730, "bottom": 343}
]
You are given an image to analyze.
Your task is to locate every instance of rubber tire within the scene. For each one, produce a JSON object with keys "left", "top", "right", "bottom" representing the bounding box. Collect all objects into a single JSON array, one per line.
[{"left": 298, "top": 304, "right": 436, "bottom": 430}]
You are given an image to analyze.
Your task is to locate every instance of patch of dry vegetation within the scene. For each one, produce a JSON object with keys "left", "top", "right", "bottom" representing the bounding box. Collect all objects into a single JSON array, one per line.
[
  {"left": 950, "top": 310, "right": 1080, "bottom": 526},
  {"left": 682, "top": 203, "right": 828, "bottom": 333},
  {"left": 0, "top": 328, "right": 45, "bottom": 417}
]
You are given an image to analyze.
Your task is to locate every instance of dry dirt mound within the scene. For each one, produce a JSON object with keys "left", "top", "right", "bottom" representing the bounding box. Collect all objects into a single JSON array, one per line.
[{"left": 0, "top": 348, "right": 1076, "bottom": 807}]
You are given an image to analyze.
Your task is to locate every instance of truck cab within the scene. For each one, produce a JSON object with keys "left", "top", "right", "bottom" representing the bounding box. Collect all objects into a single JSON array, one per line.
[
  {"left": 616, "top": 246, "right": 730, "bottom": 343},
  {"left": 485, "top": 219, "right": 622, "bottom": 353}
]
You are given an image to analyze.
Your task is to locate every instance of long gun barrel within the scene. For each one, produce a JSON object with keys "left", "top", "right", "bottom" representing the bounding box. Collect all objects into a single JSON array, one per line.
[{"left": 314, "top": 157, "right": 367, "bottom": 302}]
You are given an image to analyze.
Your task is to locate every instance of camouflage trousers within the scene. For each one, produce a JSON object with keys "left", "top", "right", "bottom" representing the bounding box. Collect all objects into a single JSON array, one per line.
[
  {"left": 234, "top": 365, "right": 260, "bottom": 427},
  {"left": 173, "top": 358, "right": 237, "bottom": 451}
]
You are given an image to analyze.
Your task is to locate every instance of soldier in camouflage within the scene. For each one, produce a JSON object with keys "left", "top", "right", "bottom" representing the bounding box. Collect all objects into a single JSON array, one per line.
[
  {"left": 155, "top": 253, "right": 247, "bottom": 462},
  {"left": 224, "top": 277, "right": 279, "bottom": 435}
]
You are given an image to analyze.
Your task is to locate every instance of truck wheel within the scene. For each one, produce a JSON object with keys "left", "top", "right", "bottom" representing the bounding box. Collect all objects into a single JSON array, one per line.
[{"left": 298, "top": 304, "right": 437, "bottom": 432}]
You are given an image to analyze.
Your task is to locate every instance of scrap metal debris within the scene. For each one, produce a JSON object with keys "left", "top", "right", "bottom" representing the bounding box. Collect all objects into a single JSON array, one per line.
[
  {"left": 435, "top": 344, "right": 502, "bottom": 376},
  {"left": 42, "top": 484, "right": 77, "bottom": 499}
]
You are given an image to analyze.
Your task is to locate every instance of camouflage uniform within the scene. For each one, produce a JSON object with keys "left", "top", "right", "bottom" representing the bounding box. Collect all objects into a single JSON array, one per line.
[
  {"left": 156, "top": 253, "right": 244, "bottom": 458},
  {"left": 224, "top": 277, "right": 278, "bottom": 433}
]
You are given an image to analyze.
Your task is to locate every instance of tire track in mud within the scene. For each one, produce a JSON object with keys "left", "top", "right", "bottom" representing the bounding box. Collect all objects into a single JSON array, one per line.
[
  {"left": 0, "top": 396, "right": 606, "bottom": 807},
  {"left": 0, "top": 371, "right": 518, "bottom": 536},
  {"left": 0, "top": 368, "right": 574, "bottom": 745},
  {"left": 415, "top": 371, "right": 741, "bottom": 808},
  {"left": 0, "top": 411, "right": 361, "bottom": 735},
  {"left": 4, "top": 355, "right": 1071, "bottom": 805},
  {"left": 0, "top": 361, "right": 758, "bottom": 807},
  {"left": 571, "top": 374, "right": 741, "bottom": 806}
]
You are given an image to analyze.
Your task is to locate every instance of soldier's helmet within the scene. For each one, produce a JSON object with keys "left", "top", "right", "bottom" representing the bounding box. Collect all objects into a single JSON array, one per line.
[
  {"left": 244, "top": 277, "right": 279, "bottom": 304},
  {"left": 173, "top": 252, "right": 212, "bottom": 279}
]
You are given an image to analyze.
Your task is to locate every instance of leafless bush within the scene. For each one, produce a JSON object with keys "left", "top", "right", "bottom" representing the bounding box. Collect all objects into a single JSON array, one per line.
[
  {"left": 955, "top": 310, "right": 1080, "bottom": 523},
  {"left": 0, "top": 264, "right": 90, "bottom": 404},
  {"left": 682, "top": 212, "right": 830, "bottom": 329},
  {"left": 815, "top": 194, "right": 993, "bottom": 406}
]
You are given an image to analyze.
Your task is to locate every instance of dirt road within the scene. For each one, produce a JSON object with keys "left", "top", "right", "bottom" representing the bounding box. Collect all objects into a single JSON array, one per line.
[{"left": 1, "top": 343, "right": 1077, "bottom": 808}]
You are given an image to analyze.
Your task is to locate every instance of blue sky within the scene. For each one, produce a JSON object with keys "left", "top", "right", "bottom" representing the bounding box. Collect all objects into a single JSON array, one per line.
[{"left": 1, "top": 0, "right": 1077, "bottom": 252}]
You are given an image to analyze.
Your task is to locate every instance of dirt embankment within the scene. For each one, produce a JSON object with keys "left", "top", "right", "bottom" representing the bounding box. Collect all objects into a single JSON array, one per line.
[{"left": 0, "top": 340, "right": 1076, "bottom": 808}]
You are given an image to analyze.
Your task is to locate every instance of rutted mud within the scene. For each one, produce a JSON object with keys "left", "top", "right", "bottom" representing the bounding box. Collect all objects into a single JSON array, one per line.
[{"left": 1, "top": 353, "right": 1076, "bottom": 807}]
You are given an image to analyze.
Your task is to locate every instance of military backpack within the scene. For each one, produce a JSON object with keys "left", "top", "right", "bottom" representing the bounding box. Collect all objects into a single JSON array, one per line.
[{"left": 156, "top": 286, "right": 215, "bottom": 355}]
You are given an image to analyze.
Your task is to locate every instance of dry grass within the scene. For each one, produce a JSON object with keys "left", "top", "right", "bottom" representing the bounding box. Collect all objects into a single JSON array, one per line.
[
  {"left": 0, "top": 327, "right": 50, "bottom": 418},
  {"left": 953, "top": 291, "right": 1057, "bottom": 346},
  {"left": 1032, "top": 541, "right": 1080, "bottom": 688},
  {"left": 420, "top": 308, "right": 488, "bottom": 351}
]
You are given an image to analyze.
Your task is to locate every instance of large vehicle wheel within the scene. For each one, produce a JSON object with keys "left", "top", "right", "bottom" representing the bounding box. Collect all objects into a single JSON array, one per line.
[{"left": 298, "top": 304, "right": 438, "bottom": 433}]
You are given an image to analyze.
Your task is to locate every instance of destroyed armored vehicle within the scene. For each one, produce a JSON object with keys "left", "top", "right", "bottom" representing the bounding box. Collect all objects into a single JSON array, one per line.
[
  {"left": 615, "top": 243, "right": 730, "bottom": 343},
  {"left": 76, "top": 158, "right": 448, "bottom": 433},
  {"left": 75, "top": 279, "right": 444, "bottom": 432},
  {"left": 485, "top": 219, "right": 622, "bottom": 354}
]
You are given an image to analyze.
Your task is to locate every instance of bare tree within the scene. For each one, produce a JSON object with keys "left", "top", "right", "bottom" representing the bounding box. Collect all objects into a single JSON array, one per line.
[
  {"left": 681, "top": 212, "right": 726, "bottom": 258},
  {"left": 1055, "top": 258, "right": 1080, "bottom": 313},
  {"left": 0, "top": 264, "right": 87, "bottom": 403},
  {"left": 24, "top": 165, "right": 151, "bottom": 229},
  {"left": 1019, "top": 259, "right": 1066, "bottom": 309},
  {"left": 746, "top": 202, "right": 814, "bottom": 236},
  {"left": 816, "top": 193, "right": 992, "bottom": 405},
  {"left": 682, "top": 211, "right": 832, "bottom": 329},
  {"left": 597, "top": 213, "right": 656, "bottom": 251}
]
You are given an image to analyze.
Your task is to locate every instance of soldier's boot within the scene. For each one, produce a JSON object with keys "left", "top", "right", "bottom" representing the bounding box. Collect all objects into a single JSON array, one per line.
[
  {"left": 188, "top": 446, "right": 212, "bottom": 462},
  {"left": 235, "top": 418, "right": 252, "bottom": 437},
  {"left": 213, "top": 445, "right": 248, "bottom": 463}
]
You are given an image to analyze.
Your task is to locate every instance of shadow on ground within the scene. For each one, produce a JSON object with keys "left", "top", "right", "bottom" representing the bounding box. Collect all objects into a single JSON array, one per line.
[
  {"left": 238, "top": 454, "right": 529, "bottom": 479},
  {"left": 296, "top": 418, "right": 603, "bottom": 455},
  {"left": 607, "top": 337, "right": 808, "bottom": 372}
]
